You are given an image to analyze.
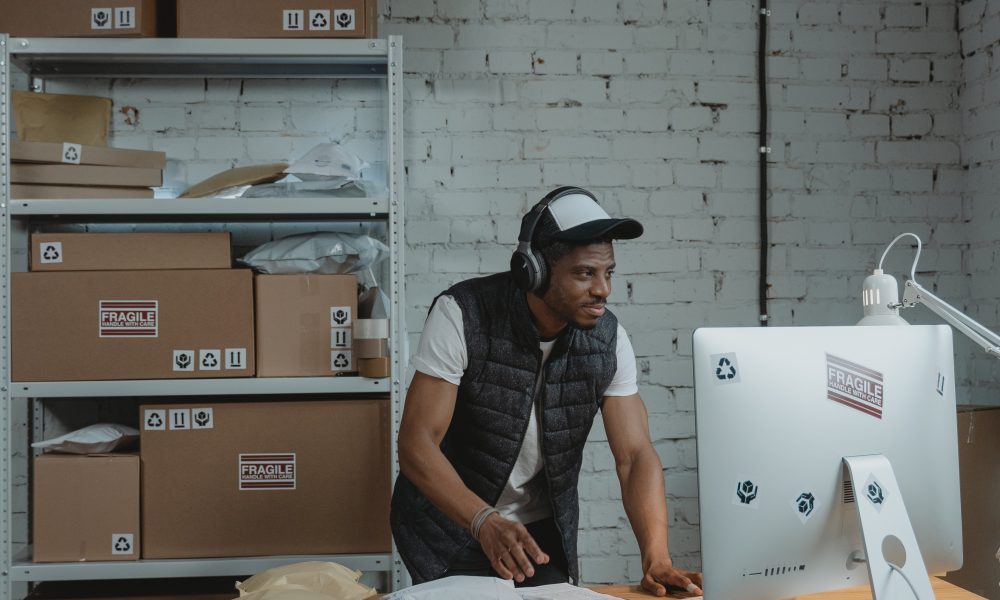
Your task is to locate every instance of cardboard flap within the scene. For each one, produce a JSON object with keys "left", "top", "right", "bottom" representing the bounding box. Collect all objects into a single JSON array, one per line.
[{"left": 13, "top": 91, "right": 111, "bottom": 147}]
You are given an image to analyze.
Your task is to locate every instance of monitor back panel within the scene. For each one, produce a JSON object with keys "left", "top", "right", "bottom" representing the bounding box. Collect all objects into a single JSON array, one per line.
[{"left": 694, "top": 325, "right": 962, "bottom": 600}]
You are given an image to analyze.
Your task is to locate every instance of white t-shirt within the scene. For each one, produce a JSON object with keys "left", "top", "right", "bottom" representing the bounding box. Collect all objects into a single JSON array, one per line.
[{"left": 411, "top": 295, "right": 639, "bottom": 524}]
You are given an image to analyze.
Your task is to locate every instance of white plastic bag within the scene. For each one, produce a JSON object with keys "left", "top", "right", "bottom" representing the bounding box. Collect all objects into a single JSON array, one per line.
[
  {"left": 285, "top": 143, "right": 368, "bottom": 180},
  {"left": 31, "top": 423, "right": 139, "bottom": 454},
  {"left": 240, "top": 232, "right": 389, "bottom": 275}
]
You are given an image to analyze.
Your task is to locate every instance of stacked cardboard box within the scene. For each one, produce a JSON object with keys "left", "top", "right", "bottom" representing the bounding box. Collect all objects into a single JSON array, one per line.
[
  {"left": 140, "top": 399, "right": 391, "bottom": 558},
  {"left": 176, "top": 0, "right": 378, "bottom": 38},
  {"left": 11, "top": 141, "right": 166, "bottom": 199},
  {"left": 12, "top": 232, "right": 256, "bottom": 382},
  {"left": 0, "top": 0, "right": 164, "bottom": 37},
  {"left": 254, "top": 274, "right": 358, "bottom": 377}
]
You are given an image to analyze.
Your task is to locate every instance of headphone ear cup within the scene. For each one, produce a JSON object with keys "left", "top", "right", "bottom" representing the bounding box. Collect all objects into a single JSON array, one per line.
[
  {"left": 510, "top": 247, "right": 538, "bottom": 291},
  {"left": 531, "top": 249, "right": 548, "bottom": 292}
]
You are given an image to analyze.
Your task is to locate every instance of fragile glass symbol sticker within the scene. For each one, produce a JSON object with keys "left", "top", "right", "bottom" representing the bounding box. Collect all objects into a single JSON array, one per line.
[
  {"left": 192, "top": 408, "right": 214, "bottom": 429},
  {"left": 334, "top": 9, "right": 356, "bottom": 30},
  {"left": 711, "top": 352, "right": 740, "bottom": 384},
  {"left": 791, "top": 491, "right": 817, "bottom": 524},
  {"left": 173, "top": 350, "right": 195, "bottom": 371},
  {"left": 330, "top": 306, "right": 352, "bottom": 327},
  {"left": 733, "top": 476, "right": 760, "bottom": 508},
  {"left": 91, "top": 8, "right": 112, "bottom": 29}
]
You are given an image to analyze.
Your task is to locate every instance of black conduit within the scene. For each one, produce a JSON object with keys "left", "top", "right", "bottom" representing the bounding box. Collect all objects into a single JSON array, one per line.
[{"left": 757, "top": 0, "right": 770, "bottom": 326}]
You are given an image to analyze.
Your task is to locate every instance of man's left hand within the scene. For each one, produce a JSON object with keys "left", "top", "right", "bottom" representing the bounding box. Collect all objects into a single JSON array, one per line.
[{"left": 641, "top": 559, "right": 703, "bottom": 597}]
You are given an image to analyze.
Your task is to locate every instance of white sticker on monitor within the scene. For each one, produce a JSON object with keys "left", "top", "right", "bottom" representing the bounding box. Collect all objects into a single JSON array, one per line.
[
  {"left": 863, "top": 474, "right": 888, "bottom": 512},
  {"left": 39, "top": 241, "right": 63, "bottom": 264},
  {"left": 192, "top": 408, "right": 214, "bottom": 429},
  {"left": 791, "top": 491, "right": 817, "bottom": 524},
  {"left": 333, "top": 9, "right": 356, "bottom": 30},
  {"left": 309, "top": 9, "right": 331, "bottom": 30},
  {"left": 330, "top": 306, "right": 352, "bottom": 327},
  {"left": 114, "top": 6, "right": 136, "bottom": 29},
  {"left": 331, "top": 350, "right": 352, "bottom": 372},
  {"left": 111, "top": 533, "right": 135, "bottom": 555},
  {"left": 733, "top": 476, "right": 760, "bottom": 508},
  {"left": 283, "top": 9, "right": 304, "bottom": 30},
  {"left": 91, "top": 8, "right": 113, "bottom": 29},
  {"left": 169, "top": 409, "right": 191, "bottom": 430},
  {"left": 61, "top": 143, "right": 82, "bottom": 164},
  {"left": 143, "top": 409, "right": 166, "bottom": 430},
  {"left": 711, "top": 352, "right": 740, "bottom": 384}
]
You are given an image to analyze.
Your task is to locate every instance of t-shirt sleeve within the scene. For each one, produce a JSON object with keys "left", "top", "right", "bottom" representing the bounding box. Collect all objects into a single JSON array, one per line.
[
  {"left": 411, "top": 295, "right": 467, "bottom": 386},
  {"left": 604, "top": 323, "right": 639, "bottom": 397}
]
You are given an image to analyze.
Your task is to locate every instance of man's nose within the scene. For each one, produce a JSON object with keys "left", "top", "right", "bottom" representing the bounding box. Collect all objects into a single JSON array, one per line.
[{"left": 591, "top": 275, "right": 611, "bottom": 299}]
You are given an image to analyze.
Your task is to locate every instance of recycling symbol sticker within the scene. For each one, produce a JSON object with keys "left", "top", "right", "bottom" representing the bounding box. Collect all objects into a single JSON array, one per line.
[
  {"left": 39, "top": 242, "right": 63, "bottom": 264},
  {"left": 710, "top": 352, "right": 741, "bottom": 385},
  {"left": 309, "top": 9, "right": 330, "bottom": 30},
  {"left": 331, "top": 350, "right": 353, "bottom": 372},
  {"left": 144, "top": 409, "right": 166, "bottom": 431},
  {"left": 111, "top": 533, "right": 134, "bottom": 555},
  {"left": 199, "top": 349, "right": 221, "bottom": 371},
  {"left": 61, "top": 143, "right": 82, "bottom": 164}
]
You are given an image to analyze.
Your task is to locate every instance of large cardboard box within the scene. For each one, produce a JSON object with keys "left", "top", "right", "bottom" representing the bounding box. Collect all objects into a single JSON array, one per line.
[
  {"left": 176, "top": 0, "right": 377, "bottom": 38},
  {"left": 140, "top": 399, "right": 391, "bottom": 559},
  {"left": 12, "top": 164, "right": 163, "bottom": 188},
  {"left": 255, "top": 274, "right": 357, "bottom": 377},
  {"left": 30, "top": 232, "right": 232, "bottom": 272},
  {"left": 33, "top": 453, "right": 140, "bottom": 562},
  {"left": 12, "top": 269, "right": 255, "bottom": 381},
  {"left": 0, "top": 0, "right": 161, "bottom": 37},
  {"left": 13, "top": 141, "right": 166, "bottom": 169},
  {"left": 943, "top": 407, "right": 1000, "bottom": 600}
]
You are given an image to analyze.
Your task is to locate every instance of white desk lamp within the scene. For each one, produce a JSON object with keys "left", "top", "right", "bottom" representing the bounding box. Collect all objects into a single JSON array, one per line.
[
  {"left": 854, "top": 232, "right": 999, "bottom": 600},
  {"left": 859, "top": 232, "right": 1000, "bottom": 358}
]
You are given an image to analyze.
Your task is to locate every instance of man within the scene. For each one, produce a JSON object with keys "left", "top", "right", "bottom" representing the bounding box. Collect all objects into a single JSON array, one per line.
[{"left": 391, "top": 187, "right": 702, "bottom": 596}]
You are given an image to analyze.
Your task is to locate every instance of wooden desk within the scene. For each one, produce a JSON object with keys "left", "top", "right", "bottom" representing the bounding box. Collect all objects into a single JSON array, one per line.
[{"left": 592, "top": 576, "right": 986, "bottom": 599}]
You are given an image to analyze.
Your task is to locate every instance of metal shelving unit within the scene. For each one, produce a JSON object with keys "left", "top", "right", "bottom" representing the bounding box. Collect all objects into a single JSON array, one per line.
[{"left": 0, "top": 35, "right": 406, "bottom": 598}]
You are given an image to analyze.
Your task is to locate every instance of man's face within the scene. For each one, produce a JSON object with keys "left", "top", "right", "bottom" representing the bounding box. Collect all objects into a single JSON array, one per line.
[{"left": 533, "top": 242, "right": 616, "bottom": 335}]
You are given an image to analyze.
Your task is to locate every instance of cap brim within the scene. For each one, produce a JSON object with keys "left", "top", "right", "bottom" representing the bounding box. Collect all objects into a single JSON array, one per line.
[{"left": 552, "top": 218, "right": 644, "bottom": 241}]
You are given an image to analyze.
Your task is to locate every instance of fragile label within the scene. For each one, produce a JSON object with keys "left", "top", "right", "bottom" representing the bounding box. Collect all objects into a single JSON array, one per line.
[
  {"left": 239, "top": 453, "right": 296, "bottom": 490},
  {"left": 99, "top": 300, "right": 158, "bottom": 338},
  {"left": 826, "top": 353, "right": 884, "bottom": 419}
]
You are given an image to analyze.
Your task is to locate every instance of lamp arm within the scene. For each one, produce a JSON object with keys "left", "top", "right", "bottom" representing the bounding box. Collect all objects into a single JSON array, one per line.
[{"left": 902, "top": 280, "right": 1000, "bottom": 358}]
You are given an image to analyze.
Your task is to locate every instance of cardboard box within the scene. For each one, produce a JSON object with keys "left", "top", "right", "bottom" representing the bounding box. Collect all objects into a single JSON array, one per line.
[
  {"left": 0, "top": 0, "right": 161, "bottom": 37},
  {"left": 33, "top": 453, "right": 140, "bottom": 563},
  {"left": 12, "top": 164, "right": 163, "bottom": 188},
  {"left": 177, "top": 0, "right": 377, "bottom": 38},
  {"left": 254, "top": 274, "right": 358, "bottom": 377},
  {"left": 13, "top": 91, "right": 111, "bottom": 147},
  {"left": 30, "top": 233, "right": 232, "bottom": 272},
  {"left": 11, "top": 184, "right": 155, "bottom": 199},
  {"left": 943, "top": 407, "right": 1000, "bottom": 599},
  {"left": 140, "top": 399, "right": 391, "bottom": 559},
  {"left": 13, "top": 141, "right": 166, "bottom": 169},
  {"left": 358, "top": 357, "right": 389, "bottom": 378},
  {"left": 12, "top": 269, "right": 255, "bottom": 381}
]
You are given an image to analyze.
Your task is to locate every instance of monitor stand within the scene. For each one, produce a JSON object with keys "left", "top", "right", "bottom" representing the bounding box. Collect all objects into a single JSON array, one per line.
[{"left": 843, "top": 455, "right": 936, "bottom": 600}]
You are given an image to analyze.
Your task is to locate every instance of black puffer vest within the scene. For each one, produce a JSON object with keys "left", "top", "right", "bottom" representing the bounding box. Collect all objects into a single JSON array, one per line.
[{"left": 391, "top": 273, "right": 618, "bottom": 584}]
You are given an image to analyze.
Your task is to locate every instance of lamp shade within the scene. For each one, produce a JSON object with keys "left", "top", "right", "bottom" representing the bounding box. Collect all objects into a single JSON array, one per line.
[{"left": 858, "top": 269, "right": 909, "bottom": 326}]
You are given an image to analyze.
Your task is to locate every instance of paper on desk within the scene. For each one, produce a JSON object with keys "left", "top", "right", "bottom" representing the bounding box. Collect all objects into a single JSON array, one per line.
[
  {"left": 518, "top": 583, "right": 622, "bottom": 600},
  {"left": 383, "top": 576, "right": 519, "bottom": 600}
]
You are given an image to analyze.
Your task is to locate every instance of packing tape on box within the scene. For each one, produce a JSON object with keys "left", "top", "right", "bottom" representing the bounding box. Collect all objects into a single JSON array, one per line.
[
  {"left": 356, "top": 338, "right": 388, "bottom": 359},
  {"left": 359, "top": 357, "right": 390, "bottom": 378},
  {"left": 354, "top": 319, "right": 389, "bottom": 339}
]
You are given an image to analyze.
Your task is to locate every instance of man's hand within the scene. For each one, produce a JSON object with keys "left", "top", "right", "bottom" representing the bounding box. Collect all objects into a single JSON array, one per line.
[
  {"left": 477, "top": 513, "right": 550, "bottom": 583},
  {"left": 641, "top": 558, "right": 703, "bottom": 597}
]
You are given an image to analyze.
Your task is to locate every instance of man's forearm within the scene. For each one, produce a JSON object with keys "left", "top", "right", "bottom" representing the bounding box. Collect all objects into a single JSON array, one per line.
[
  {"left": 400, "top": 436, "right": 490, "bottom": 531},
  {"left": 618, "top": 447, "right": 671, "bottom": 566}
]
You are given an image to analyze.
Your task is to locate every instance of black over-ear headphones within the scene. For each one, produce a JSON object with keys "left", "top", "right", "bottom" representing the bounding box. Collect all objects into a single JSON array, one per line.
[{"left": 510, "top": 186, "right": 596, "bottom": 292}]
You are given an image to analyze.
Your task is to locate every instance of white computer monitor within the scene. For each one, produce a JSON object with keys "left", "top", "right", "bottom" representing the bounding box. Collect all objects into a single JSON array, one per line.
[{"left": 693, "top": 325, "right": 963, "bottom": 600}]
